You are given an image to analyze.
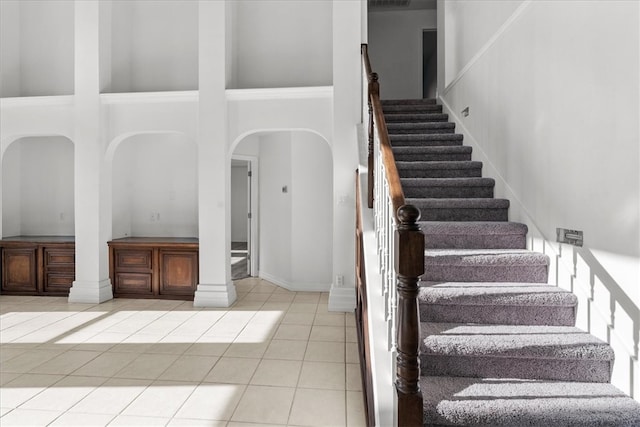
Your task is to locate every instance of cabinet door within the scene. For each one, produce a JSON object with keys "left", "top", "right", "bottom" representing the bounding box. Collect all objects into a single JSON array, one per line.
[
  {"left": 43, "top": 248, "right": 75, "bottom": 295},
  {"left": 1, "top": 247, "right": 38, "bottom": 294},
  {"left": 159, "top": 251, "right": 198, "bottom": 296}
]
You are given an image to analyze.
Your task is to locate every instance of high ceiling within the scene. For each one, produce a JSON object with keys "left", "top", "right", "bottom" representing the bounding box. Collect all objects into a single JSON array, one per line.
[{"left": 368, "top": 0, "right": 437, "bottom": 11}]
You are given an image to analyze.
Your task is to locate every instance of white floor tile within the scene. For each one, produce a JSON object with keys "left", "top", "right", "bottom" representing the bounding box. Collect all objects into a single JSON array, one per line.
[
  {"left": 0, "top": 373, "right": 64, "bottom": 408},
  {"left": 19, "top": 375, "right": 105, "bottom": 412},
  {"left": 263, "top": 339, "right": 308, "bottom": 361},
  {"left": 288, "top": 388, "right": 346, "bottom": 426},
  {"left": 230, "top": 385, "right": 295, "bottom": 425},
  {"left": 113, "top": 353, "right": 179, "bottom": 380},
  {"left": 250, "top": 359, "right": 302, "bottom": 387},
  {"left": 68, "top": 378, "right": 150, "bottom": 415},
  {"left": 0, "top": 408, "right": 63, "bottom": 426},
  {"left": 298, "top": 361, "right": 345, "bottom": 390},
  {"left": 49, "top": 412, "right": 116, "bottom": 426},
  {"left": 157, "top": 354, "right": 218, "bottom": 382},
  {"left": 174, "top": 383, "right": 245, "bottom": 421},
  {"left": 108, "top": 415, "right": 169, "bottom": 426},
  {"left": 204, "top": 357, "right": 260, "bottom": 384},
  {"left": 121, "top": 381, "right": 196, "bottom": 418}
]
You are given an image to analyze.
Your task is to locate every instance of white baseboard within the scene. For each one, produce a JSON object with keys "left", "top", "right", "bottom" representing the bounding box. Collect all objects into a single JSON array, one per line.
[
  {"left": 258, "top": 271, "right": 331, "bottom": 292},
  {"left": 68, "top": 279, "right": 113, "bottom": 304},
  {"left": 194, "top": 281, "right": 237, "bottom": 307}
]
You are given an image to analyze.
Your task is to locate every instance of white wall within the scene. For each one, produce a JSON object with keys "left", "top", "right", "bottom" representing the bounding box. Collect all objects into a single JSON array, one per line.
[
  {"left": 111, "top": 133, "right": 198, "bottom": 238},
  {"left": 258, "top": 131, "right": 333, "bottom": 290},
  {"left": 0, "top": 1, "right": 21, "bottom": 98},
  {"left": 368, "top": 9, "right": 436, "bottom": 99},
  {"left": 291, "top": 131, "right": 332, "bottom": 287},
  {"left": 108, "top": 0, "right": 198, "bottom": 93},
  {"left": 229, "top": 0, "right": 333, "bottom": 89},
  {"left": 0, "top": 0, "right": 74, "bottom": 97},
  {"left": 2, "top": 137, "right": 74, "bottom": 236},
  {"left": 1, "top": 142, "right": 21, "bottom": 237},
  {"left": 231, "top": 163, "right": 249, "bottom": 242},
  {"left": 259, "top": 132, "right": 292, "bottom": 285},
  {"left": 440, "top": 0, "right": 639, "bottom": 399}
]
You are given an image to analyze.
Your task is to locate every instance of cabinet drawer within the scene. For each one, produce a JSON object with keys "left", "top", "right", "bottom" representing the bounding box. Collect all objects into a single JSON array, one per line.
[
  {"left": 44, "top": 272, "right": 74, "bottom": 294},
  {"left": 1, "top": 247, "right": 38, "bottom": 293},
  {"left": 44, "top": 248, "right": 75, "bottom": 268},
  {"left": 114, "top": 273, "right": 153, "bottom": 295},
  {"left": 115, "top": 250, "right": 152, "bottom": 270}
]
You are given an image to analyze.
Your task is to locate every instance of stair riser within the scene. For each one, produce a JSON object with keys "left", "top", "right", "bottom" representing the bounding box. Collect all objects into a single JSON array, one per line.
[
  {"left": 419, "top": 208, "right": 509, "bottom": 222},
  {"left": 420, "top": 355, "right": 612, "bottom": 383},
  {"left": 383, "top": 105, "right": 443, "bottom": 113},
  {"left": 390, "top": 135, "right": 464, "bottom": 146},
  {"left": 382, "top": 99, "right": 437, "bottom": 105},
  {"left": 404, "top": 186, "right": 494, "bottom": 199},
  {"left": 423, "top": 234, "right": 526, "bottom": 249},
  {"left": 420, "top": 304, "right": 576, "bottom": 326},
  {"left": 398, "top": 169, "right": 483, "bottom": 179},
  {"left": 422, "top": 265, "right": 549, "bottom": 283},
  {"left": 385, "top": 114, "right": 449, "bottom": 122},
  {"left": 393, "top": 153, "right": 472, "bottom": 162},
  {"left": 389, "top": 128, "right": 456, "bottom": 135}
]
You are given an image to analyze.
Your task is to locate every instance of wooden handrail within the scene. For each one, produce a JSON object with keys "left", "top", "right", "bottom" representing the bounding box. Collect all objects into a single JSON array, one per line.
[{"left": 361, "top": 44, "right": 424, "bottom": 427}]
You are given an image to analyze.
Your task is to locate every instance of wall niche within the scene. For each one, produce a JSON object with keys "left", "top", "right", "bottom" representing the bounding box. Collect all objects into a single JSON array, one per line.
[{"left": 102, "top": 0, "right": 199, "bottom": 93}]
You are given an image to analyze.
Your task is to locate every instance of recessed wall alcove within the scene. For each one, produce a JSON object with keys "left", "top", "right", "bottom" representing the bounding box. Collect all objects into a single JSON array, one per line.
[
  {"left": 2, "top": 136, "right": 75, "bottom": 237},
  {"left": 101, "top": 0, "right": 199, "bottom": 93},
  {"left": 110, "top": 133, "right": 198, "bottom": 238},
  {"left": 0, "top": 0, "right": 74, "bottom": 98}
]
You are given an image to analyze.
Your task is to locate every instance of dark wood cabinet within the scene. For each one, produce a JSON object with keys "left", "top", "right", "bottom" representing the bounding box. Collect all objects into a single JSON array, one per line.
[
  {"left": 108, "top": 237, "right": 198, "bottom": 300},
  {"left": 0, "top": 236, "right": 75, "bottom": 296}
]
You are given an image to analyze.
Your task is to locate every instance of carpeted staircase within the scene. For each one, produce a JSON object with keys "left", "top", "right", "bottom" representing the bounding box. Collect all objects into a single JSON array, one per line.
[{"left": 382, "top": 99, "right": 640, "bottom": 426}]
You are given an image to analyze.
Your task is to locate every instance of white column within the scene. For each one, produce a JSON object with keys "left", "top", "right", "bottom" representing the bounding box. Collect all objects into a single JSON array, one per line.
[
  {"left": 329, "top": 0, "right": 362, "bottom": 311},
  {"left": 68, "top": 0, "right": 113, "bottom": 303},
  {"left": 193, "top": 0, "right": 236, "bottom": 307}
]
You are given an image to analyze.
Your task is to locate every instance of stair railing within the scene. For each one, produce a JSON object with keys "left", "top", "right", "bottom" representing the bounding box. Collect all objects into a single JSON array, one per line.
[{"left": 361, "top": 44, "right": 425, "bottom": 427}]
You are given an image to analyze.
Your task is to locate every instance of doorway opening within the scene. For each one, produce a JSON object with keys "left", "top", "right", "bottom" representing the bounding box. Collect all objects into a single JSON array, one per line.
[
  {"left": 423, "top": 29, "right": 437, "bottom": 99},
  {"left": 231, "top": 156, "right": 257, "bottom": 280}
]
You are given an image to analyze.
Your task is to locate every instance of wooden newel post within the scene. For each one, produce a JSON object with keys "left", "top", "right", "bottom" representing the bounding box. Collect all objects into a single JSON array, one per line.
[
  {"left": 394, "top": 204, "right": 424, "bottom": 427},
  {"left": 367, "top": 73, "right": 379, "bottom": 209}
]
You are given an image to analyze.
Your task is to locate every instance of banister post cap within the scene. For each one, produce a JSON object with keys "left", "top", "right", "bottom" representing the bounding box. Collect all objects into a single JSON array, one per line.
[{"left": 397, "top": 204, "right": 420, "bottom": 225}]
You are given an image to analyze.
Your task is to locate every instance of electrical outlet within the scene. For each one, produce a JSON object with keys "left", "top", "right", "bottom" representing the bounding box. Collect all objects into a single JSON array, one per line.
[
  {"left": 336, "top": 275, "right": 344, "bottom": 286},
  {"left": 556, "top": 228, "right": 583, "bottom": 247}
]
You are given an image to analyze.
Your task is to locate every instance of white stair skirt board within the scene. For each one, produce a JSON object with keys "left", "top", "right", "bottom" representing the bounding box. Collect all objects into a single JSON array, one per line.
[
  {"left": 68, "top": 279, "right": 113, "bottom": 304},
  {"left": 328, "top": 285, "right": 356, "bottom": 312},
  {"left": 193, "top": 281, "right": 237, "bottom": 307},
  {"left": 258, "top": 271, "right": 331, "bottom": 293}
]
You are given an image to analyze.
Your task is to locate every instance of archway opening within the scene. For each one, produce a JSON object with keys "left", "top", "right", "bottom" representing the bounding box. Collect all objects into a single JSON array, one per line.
[{"left": 231, "top": 130, "right": 333, "bottom": 291}]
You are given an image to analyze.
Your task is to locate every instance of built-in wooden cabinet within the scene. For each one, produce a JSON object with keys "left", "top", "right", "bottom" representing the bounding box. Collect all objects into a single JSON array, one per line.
[
  {"left": 0, "top": 236, "right": 75, "bottom": 296},
  {"left": 108, "top": 237, "right": 198, "bottom": 300}
]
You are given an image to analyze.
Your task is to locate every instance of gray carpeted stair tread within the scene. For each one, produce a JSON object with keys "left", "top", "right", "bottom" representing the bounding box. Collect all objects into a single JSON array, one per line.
[
  {"left": 393, "top": 146, "right": 472, "bottom": 155},
  {"left": 402, "top": 178, "right": 494, "bottom": 199},
  {"left": 418, "top": 282, "right": 577, "bottom": 326},
  {"left": 421, "top": 376, "right": 640, "bottom": 426},
  {"left": 418, "top": 221, "right": 527, "bottom": 249},
  {"left": 387, "top": 122, "right": 456, "bottom": 134},
  {"left": 407, "top": 198, "right": 509, "bottom": 222},
  {"left": 382, "top": 103, "right": 443, "bottom": 113},
  {"left": 390, "top": 133, "right": 464, "bottom": 146},
  {"left": 422, "top": 249, "right": 549, "bottom": 283},
  {"left": 418, "top": 282, "right": 577, "bottom": 306},
  {"left": 397, "top": 161, "right": 482, "bottom": 178},
  {"left": 385, "top": 113, "right": 449, "bottom": 122},
  {"left": 382, "top": 98, "right": 437, "bottom": 105},
  {"left": 420, "top": 323, "right": 614, "bottom": 382},
  {"left": 393, "top": 146, "right": 472, "bottom": 162}
]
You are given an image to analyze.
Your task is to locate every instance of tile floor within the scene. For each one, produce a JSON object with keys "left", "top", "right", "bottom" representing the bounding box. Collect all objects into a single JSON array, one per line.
[{"left": 0, "top": 278, "right": 366, "bottom": 427}]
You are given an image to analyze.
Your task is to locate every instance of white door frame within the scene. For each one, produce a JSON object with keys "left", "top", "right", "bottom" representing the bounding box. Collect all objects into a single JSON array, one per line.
[{"left": 231, "top": 154, "right": 259, "bottom": 276}]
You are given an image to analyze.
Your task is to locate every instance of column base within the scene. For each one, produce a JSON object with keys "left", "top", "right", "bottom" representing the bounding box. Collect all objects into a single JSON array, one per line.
[
  {"left": 194, "top": 281, "right": 237, "bottom": 307},
  {"left": 68, "top": 279, "right": 113, "bottom": 304},
  {"left": 328, "top": 284, "right": 356, "bottom": 312}
]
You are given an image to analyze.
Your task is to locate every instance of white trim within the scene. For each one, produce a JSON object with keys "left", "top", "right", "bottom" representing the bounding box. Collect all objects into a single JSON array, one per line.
[
  {"left": 68, "top": 279, "right": 113, "bottom": 304},
  {"left": 443, "top": 0, "right": 533, "bottom": 95},
  {"left": 226, "top": 86, "right": 334, "bottom": 101},
  {"left": 193, "top": 281, "right": 238, "bottom": 307},
  {"left": 0, "top": 95, "right": 74, "bottom": 107},
  {"left": 259, "top": 271, "right": 331, "bottom": 293},
  {"left": 328, "top": 285, "right": 356, "bottom": 312},
  {"left": 100, "top": 91, "right": 199, "bottom": 104}
]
